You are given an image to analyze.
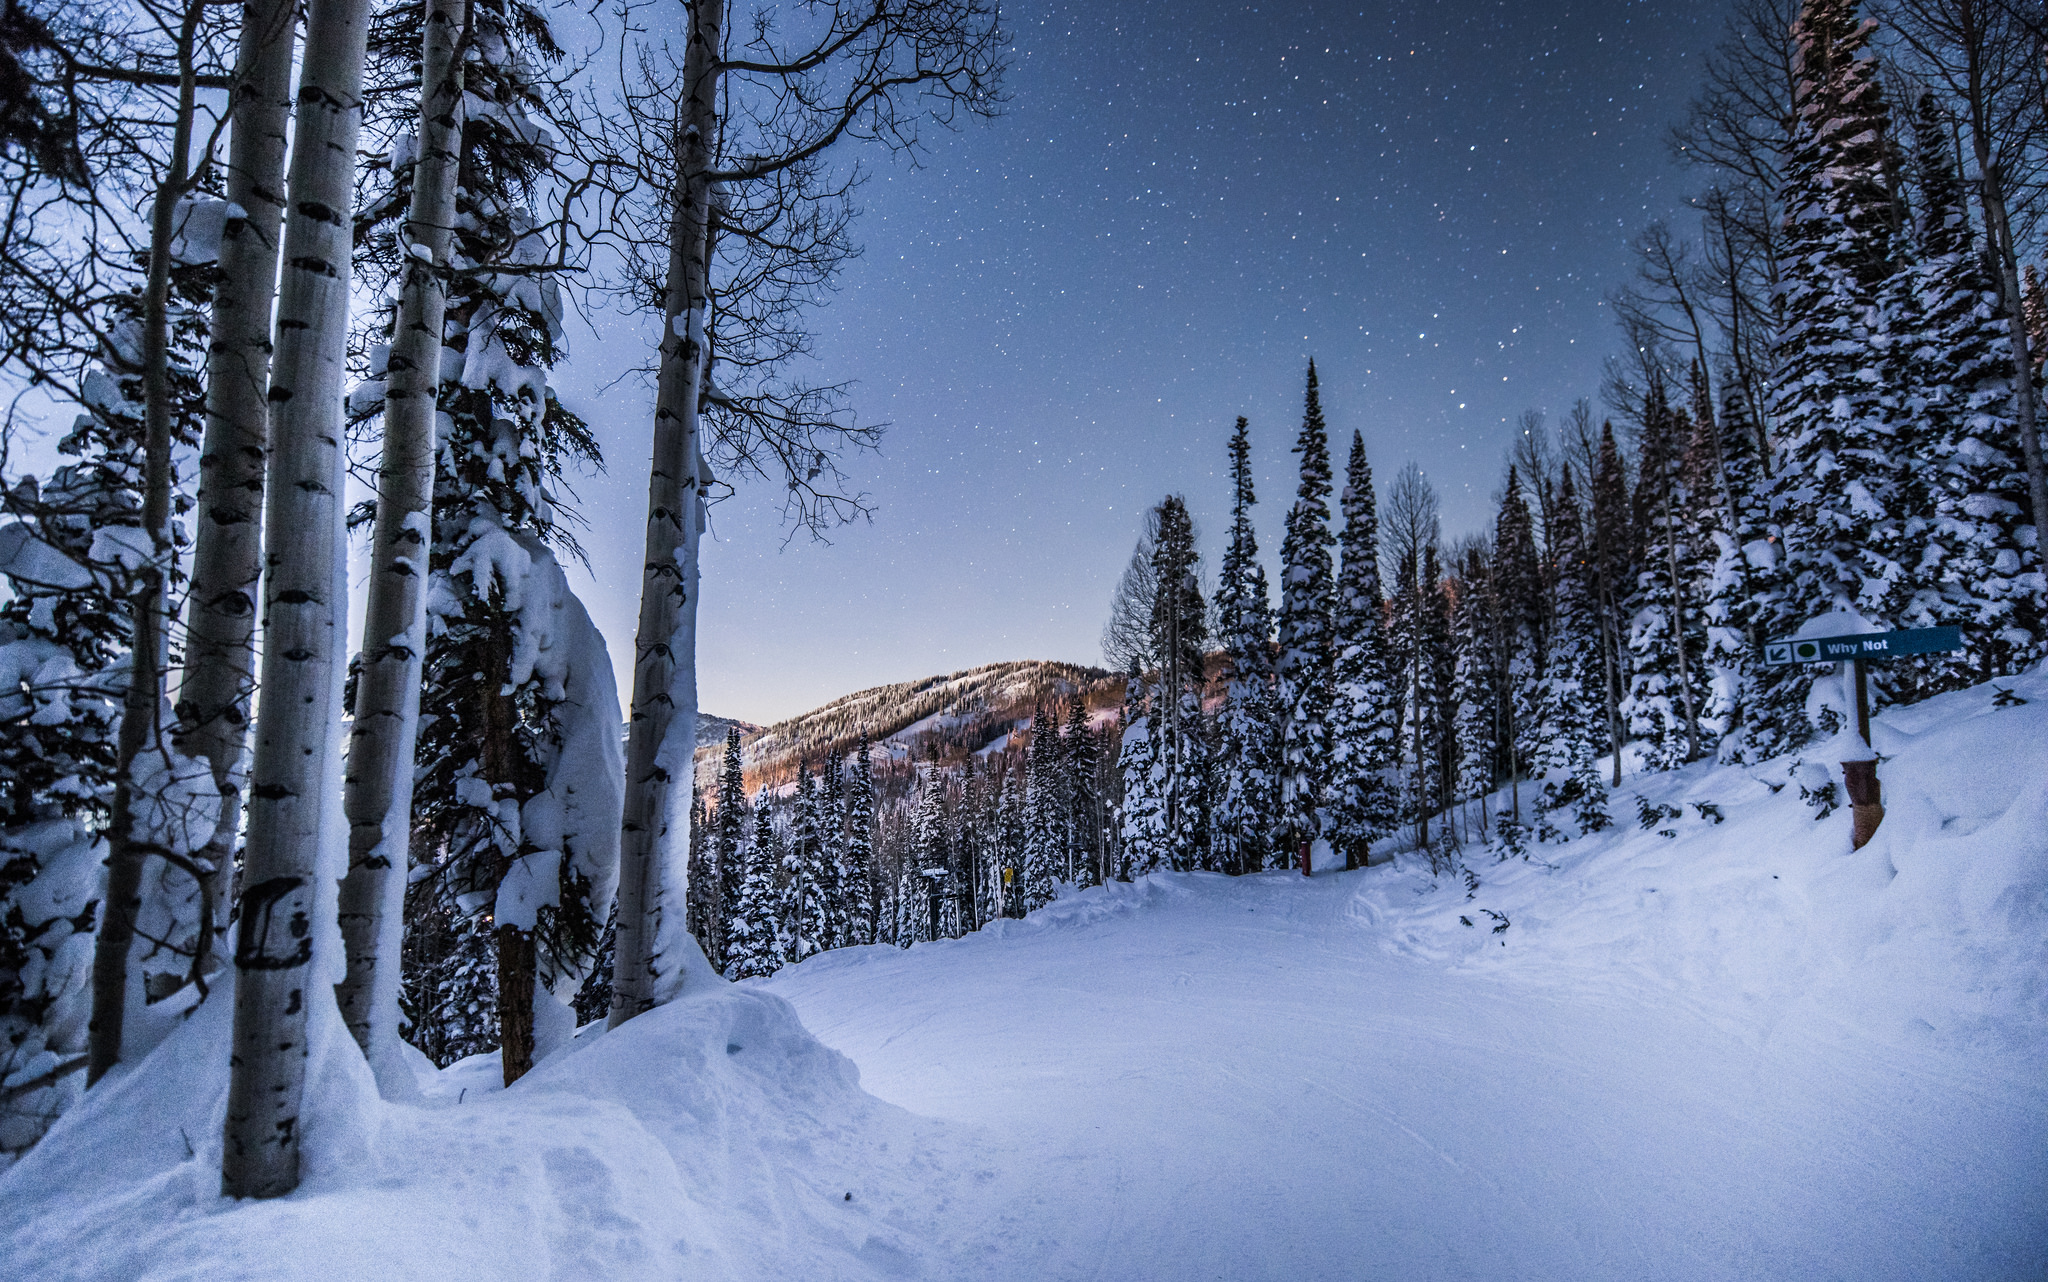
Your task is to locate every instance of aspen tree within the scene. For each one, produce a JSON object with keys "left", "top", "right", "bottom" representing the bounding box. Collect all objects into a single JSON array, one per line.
[
  {"left": 221, "top": 0, "right": 374, "bottom": 1200},
  {"left": 335, "top": 0, "right": 466, "bottom": 1067}
]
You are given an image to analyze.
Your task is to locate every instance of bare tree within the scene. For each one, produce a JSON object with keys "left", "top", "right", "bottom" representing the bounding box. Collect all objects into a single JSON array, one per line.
[
  {"left": 1101, "top": 508, "right": 1159, "bottom": 672},
  {"left": 607, "top": 0, "right": 1005, "bottom": 1026}
]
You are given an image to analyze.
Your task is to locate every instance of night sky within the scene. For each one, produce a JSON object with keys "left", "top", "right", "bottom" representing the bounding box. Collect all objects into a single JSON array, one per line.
[
  {"left": 7, "top": 1, "right": 1730, "bottom": 726},
  {"left": 565, "top": 0, "right": 1727, "bottom": 723}
]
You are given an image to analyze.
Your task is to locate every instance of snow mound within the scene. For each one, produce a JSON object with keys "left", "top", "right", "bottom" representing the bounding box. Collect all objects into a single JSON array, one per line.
[
  {"left": 1353, "top": 668, "right": 2048, "bottom": 1058},
  {"left": 0, "top": 967, "right": 966, "bottom": 1281}
]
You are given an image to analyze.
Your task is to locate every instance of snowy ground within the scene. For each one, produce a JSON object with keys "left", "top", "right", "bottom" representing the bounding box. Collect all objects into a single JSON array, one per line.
[{"left": 5, "top": 676, "right": 2046, "bottom": 1279}]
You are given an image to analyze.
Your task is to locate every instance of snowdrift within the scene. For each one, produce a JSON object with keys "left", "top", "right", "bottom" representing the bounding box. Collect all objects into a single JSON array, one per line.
[
  {"left": 1354, "top": 667, "right": 2048, "bottom": 1060},
  {"left": 4, "top": 672, "right": 2044, "bottom": 1279},
  {"left": 0, "top": 947, "right": 964, "bottom": 1280}
]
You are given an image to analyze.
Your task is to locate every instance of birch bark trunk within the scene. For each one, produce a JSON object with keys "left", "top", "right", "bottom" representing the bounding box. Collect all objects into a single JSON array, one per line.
[
  {"left": 608, "top": 0, "right": 722, "bottom": 1028},
  {"left": 87, "top": 1, "right": 205, "bottom": 1086},
  {"left": 221, "top": 0, "right": 373, "bottom": 1199},
  {"left": 177, "top": 0, "right": 299, "bottom": 983},
  {"left": 335, "top": 0, "right": 466, "bottom": 1068}
]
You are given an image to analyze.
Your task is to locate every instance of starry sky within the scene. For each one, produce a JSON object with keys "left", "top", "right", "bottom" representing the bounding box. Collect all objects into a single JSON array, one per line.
[
  {"left": 6, "top": 0, "right": 1727, "bottom": 727},
  {"left": 558, "top": 0, "right": 1729, "bottom": 723}
]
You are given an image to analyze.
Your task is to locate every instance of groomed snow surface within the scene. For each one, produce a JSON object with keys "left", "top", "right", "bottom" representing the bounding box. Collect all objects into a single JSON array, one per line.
[{"left": 7, "top": 675, "right": 2047, "bottom": 1279}]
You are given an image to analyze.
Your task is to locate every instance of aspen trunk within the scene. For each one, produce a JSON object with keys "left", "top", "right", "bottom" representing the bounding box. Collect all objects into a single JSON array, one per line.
[
  {"left": 335, "top": 0, "right": 466, "bottom": 1067},
  {"left": 176, "top": 0, "right": 299, "bottom": 989},
  {"left": 87, "top": 3, "right": 205, "bottom": 1086},
  {"left": 221, "top": 0, "right": 373, "bottom": 1199},
  {"left": 609, "top": 0, "right": 723, "bottom": 1028}
]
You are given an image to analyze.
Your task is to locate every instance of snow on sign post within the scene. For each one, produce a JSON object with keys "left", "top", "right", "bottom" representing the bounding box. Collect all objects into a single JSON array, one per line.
[{"left": 1761, "top": 624, "right": 1963, "bottom": 849}]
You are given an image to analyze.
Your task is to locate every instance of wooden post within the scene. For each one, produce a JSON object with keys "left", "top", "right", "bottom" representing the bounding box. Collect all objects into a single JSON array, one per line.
[
  {"left": 1299, "top": 838, "right": 1311, "bottom": 878},
  {"left": 1841, "top": 659, "right": 1883, "bottom": 848}
]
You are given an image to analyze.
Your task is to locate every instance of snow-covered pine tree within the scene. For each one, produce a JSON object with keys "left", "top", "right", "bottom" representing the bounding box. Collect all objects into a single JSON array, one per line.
[
  {"left": 1276, "top": 362, "right": 1337, "bottom": 864},
  {"left": 1023, "top": 706, "right": 1063, "bottom": 910},
  {"left": 1906, "top": 91, "right": 2041, "bottom": 687},
  {"left": 1589, "top": 422, "right": 1635, "bottom": 780},
  {"left": 390, "top": 0, "right": 615, "bottom": 1088},
  {"left": 1062, "top": 700, "right": 1100, "bottom": 887},
  {"left": 685, "top": 786, "right": 710, "bottom": 955},
  {"left": 995, "top": 763, "right": 1028, "bottom": 911},
  {"left": 843, "top": 734, "right": 877, "bottom": 946},
  {"left": 1326, "top": 429, "right": 1398, "bottom": 867},
  {"left": 1447, "top": 543, "right": 1501, "bottom": 835},
  {"left": 724, "top": 804, "right": 782, "bottom": 979},
  {"left": 906, "top": 764, "right": 951, "bottom": 940},
  {"left": 0, "top": 393, "right": 148, "bottom": 1160},
  {"left": 819, "top": 753, "right": 848, "bottom": 949},
  {"left": 1623, "top": 387, "right": 1708, "bottom": 770},
  {"left": 1536, "top": 473, "right": 1612, "bottom": 834},
  {"left": 1493, "top": 467, "right": 1546, "bottom": 812},
  {"left": 955, "top": 754, "right": 983, "bottom": 930},
  {"left": 1212, "top": 416, "right": 1279, "bottom": 875},
  {"left": 782, "top": 763, "right": 828, "bottom": 962},
  {"left": 1116, "top": 662, "right": 1167, "bottom": 877},
  {"left": 1768, "top": 0, "right": 1912, "bottom": 656},
  {"left": 1148, "top": 495, "right": 1209, "bottom": 868},
  {"left": 1407, "top": 544, "right": 1454, "bottom": 846},
  {"left": 714, "top": 728, "right": 747, "bottom": 970},
  {"left": 1701, "top": 381, "right": 1768, "bottom": 756}
]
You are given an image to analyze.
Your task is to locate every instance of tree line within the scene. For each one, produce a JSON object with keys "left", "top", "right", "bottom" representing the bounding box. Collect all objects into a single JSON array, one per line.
[{"left": 1112, "top": 0, "right": 2048, "bottom": 875}]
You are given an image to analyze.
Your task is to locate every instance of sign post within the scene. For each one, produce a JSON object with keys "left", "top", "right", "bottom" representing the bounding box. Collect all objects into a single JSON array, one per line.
[{"left": 1761, "top": 625, "right": 1963, "bottom": 848}]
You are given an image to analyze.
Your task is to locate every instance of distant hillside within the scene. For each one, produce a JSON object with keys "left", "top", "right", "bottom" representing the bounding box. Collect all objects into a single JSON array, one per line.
[
  {"left": 697, "top": 712, "right": 764, "bottom": 749},
  {"left": 699, "top": 659, "right": 1121, "bottom": 791}
]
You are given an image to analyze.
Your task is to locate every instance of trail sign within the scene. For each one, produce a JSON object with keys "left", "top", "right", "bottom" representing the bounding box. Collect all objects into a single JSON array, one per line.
[{"left": 1761, "top": 626, "right": 1962, "bottom": 667}]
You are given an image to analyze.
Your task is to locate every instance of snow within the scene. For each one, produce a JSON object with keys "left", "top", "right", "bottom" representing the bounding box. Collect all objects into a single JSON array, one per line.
[{"left": 4, "top": 674, "right": 2045, "bottom": 1278}]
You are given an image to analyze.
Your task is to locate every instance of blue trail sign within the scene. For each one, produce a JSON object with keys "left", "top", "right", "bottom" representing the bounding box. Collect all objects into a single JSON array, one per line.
[{"left": 1761, "top": 626, "right": 1963, "bottom": 667}]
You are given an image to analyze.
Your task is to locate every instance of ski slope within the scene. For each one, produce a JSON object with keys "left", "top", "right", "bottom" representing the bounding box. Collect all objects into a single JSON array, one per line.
[{"left": 4, "top": 676, "right": 2045, "bottom": 1279}]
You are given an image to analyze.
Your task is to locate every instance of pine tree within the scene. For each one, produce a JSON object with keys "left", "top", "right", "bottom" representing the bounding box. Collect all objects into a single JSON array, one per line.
[
  {"left": 1149, "top": 496, "right": 1208, "bottom": 867},
  {"left": 1770, "top": 0, "right": 1911, "bottom": 642},
  {"left": 0, "top": 413, "right": 139, "bottom": 1159},
  {"left": 996, "top": 765, "right": 1028, "bottom": 912},
  {"left": 1589, "top": 422, "right": 1635, "bottom": 780},
  {"left": 843, "top": 735, "right": 877, "bottom": 946},
  {"left": 1907, "top": 91, "right": 2041, "bottom": 687},
  {"left": 1624, "top": 388, "right": 1709, "bottom": 770},
  {"left": 1536, "top": 474, "right": 1612, "bottom": 834},
  {"left": 1276, "top": 362, "right": 1337, "bottom": 860},
  {"left": 819, "top": 754, "right": 848, "bottom": 949},
  {"left": 781, "top": 763, "right": 830, "bottom": 962},
  {"left": 1116, "top": 663, "right": 1168, "bottom": 877},
  {"left": 714, "top": 728, "right": 747, "bottom": 970},
  {"left": 1703, "top": 383, "right": 1768, "bottom": 759},
  {"left": 1447, "top": 544, "right": 1501, "bottom": 828},
  {"left": 386, "top": 0, "right": 609, "bottom": 1088},
  {"left": 686, "top": 785, "right": 711, "bottom": 953},
  {"left": 907, "top": 765, "right": 951, "bottom": 940},
  {"left": 1212, "top": 416, "right": 1279, "bottom": 875},
  {"left": 1494, "top": 467, "right": 1545, "bottom": 811},
  {"left": 1326, "top": 429, "right": 1398, "bottom": 866},
  {"left": 1024, "top": 706, "right": 1063, "bottom": 909},
  {"left": 725, "top": 805, "right": 782, "bottom": 980},
  {"left": 1063, "top": 700, "right": 1100, "bottom": 887}
]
